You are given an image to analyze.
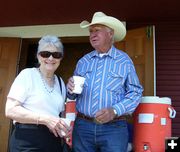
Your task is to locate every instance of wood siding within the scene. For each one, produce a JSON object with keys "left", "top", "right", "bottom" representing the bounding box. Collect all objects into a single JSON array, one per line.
[{"left": 155, "top": 22, "right": 180, "bottom": 137}]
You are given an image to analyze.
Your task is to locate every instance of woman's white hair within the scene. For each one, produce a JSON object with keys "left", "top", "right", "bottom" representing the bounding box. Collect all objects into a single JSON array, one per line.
[{"left": 37, "top": 35, "right": 64, "bottom": 56}]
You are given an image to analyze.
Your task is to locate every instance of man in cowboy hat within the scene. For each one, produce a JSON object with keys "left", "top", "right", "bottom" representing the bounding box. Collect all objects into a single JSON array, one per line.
[{"left": 67, "top": 12, "right": 143, "bottom": 152}]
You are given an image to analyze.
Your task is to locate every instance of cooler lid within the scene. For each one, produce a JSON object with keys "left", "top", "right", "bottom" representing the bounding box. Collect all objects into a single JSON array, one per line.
[{"left": 141, "top": 96, "right": 171, "bottom": 105}]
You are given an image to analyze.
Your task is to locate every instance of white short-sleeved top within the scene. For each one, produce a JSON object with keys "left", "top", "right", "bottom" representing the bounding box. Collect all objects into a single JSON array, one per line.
[{"left": 7, "top": 68, "right": 66, "bottom": 117}]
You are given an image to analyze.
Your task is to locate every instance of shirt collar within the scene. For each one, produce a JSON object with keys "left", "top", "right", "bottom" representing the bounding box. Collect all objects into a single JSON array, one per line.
[{"left": 90, "top": 46, "right": 116, "bottom": 59}]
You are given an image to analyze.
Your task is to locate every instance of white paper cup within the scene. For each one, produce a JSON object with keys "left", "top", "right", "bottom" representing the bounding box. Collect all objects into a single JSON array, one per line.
[
  {"left": 60, "top": 118, "right": 71, "bottom": 136},
  {"left": 73, "top": 76, "right": 85, "bottom": 94}
]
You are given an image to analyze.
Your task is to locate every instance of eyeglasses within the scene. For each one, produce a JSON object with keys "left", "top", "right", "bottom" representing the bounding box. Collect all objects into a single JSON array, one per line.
[{"left": 39, "top": 51, "right": 63, "bottom": 59}]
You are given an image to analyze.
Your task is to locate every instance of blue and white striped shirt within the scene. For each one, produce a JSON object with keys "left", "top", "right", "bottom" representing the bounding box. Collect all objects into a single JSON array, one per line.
[{"left": 72, "top": 46, "right": 143, "bottom": 117}]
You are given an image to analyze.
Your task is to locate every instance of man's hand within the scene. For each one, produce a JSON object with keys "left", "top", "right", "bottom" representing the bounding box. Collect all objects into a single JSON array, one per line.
[
  {"left": 95, "top": 108, "right": 116, "bottom": 124},
  {"left": 66, "top": 77, "right": 75, "bottom": 94}
]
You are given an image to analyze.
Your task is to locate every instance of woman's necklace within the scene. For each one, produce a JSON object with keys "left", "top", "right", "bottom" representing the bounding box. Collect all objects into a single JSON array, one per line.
[{"left": 38, "top": 68, "right": 55, "bottom": 93}]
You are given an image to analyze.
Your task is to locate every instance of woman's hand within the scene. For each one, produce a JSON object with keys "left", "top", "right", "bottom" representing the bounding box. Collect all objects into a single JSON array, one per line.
[
  {"left": 5, "top": 98, "right": 72, "bottom": 138},
  {"left": 44, "top": 116, "right": 72, "bottom": 137}
]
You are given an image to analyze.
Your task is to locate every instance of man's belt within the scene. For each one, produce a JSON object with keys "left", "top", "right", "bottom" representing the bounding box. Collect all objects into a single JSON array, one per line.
[{"left": 76, "top": 112, "right": 126, "bottom": 124}]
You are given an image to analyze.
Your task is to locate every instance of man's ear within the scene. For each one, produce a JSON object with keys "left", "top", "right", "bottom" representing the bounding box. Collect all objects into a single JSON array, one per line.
[{"left": 109, "top": 29, "right": 114, "bottom": 41}]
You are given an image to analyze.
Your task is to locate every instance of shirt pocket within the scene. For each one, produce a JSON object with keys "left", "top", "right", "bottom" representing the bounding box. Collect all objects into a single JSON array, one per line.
[{"left": 106, "top": 71, "right": 125, "bottom": 93}]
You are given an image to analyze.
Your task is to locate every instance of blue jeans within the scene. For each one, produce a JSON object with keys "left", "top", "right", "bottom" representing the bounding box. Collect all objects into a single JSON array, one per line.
[{"left": 72, "top": 118, "right": 129, "bottom": 152}]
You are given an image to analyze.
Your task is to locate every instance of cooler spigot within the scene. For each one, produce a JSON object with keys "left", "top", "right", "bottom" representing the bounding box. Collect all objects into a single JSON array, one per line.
[{"left": 144, "top": 144, "right": 149, "bottom": 150}]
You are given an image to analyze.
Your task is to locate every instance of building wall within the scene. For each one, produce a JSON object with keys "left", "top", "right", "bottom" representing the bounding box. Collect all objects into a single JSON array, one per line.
[{"left": 155, "top": 22, "right": 180, "bottom": 137}]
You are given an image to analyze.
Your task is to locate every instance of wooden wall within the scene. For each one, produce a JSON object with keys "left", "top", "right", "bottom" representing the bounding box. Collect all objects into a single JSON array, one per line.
[{"left": 155, "top": 22, "right": 180, "bottom": 137}]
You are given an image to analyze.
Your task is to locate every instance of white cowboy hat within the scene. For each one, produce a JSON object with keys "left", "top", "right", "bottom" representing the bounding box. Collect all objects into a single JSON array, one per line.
[{"left": 80, "top": 12, "right": 126, "bottom": 42}]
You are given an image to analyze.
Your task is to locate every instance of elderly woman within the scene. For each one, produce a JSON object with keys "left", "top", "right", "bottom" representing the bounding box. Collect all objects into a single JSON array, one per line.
[{"left": 5, "top": 35, "right": 70, "bottom": 152}]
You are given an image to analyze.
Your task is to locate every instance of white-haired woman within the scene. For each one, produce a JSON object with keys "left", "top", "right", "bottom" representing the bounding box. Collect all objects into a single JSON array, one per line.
[{"left": 5, "top": 35, "right": 70, "bottom": 152}]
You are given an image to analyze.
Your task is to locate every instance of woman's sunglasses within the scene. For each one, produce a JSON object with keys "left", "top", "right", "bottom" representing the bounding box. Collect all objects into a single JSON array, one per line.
[{"left": 39, "top": 51, "right": 63, "bottom": 59}]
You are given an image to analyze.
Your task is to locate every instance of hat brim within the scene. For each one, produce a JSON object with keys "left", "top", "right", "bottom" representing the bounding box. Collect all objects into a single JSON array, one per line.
[{"left": 80, "top": 16, "right": 126, "bottom": 42}]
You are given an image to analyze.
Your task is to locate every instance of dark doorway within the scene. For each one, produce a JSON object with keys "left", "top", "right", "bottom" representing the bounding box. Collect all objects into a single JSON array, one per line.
[{"left": 19, "top": 37, "right": 93, "bottom": 83}]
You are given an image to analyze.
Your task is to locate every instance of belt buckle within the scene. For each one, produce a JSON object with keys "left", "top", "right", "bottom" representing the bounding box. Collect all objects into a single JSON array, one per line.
[{"left": 93, "top": 118, "right": 102, "bottom": 124}]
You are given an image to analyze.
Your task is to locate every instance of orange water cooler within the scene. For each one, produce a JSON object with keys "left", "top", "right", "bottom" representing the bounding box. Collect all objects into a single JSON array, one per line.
[
  {"left": 133, "top": 96, "right": 176, "bottom": 152},
  {"left": 65, "top": 98, "right": 77, "bottom": 147}
]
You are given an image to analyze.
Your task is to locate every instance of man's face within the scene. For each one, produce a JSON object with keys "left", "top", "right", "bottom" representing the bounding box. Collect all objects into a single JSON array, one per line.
[{"left": 89, "top": 24, "right": 114, "bottom": 52}]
